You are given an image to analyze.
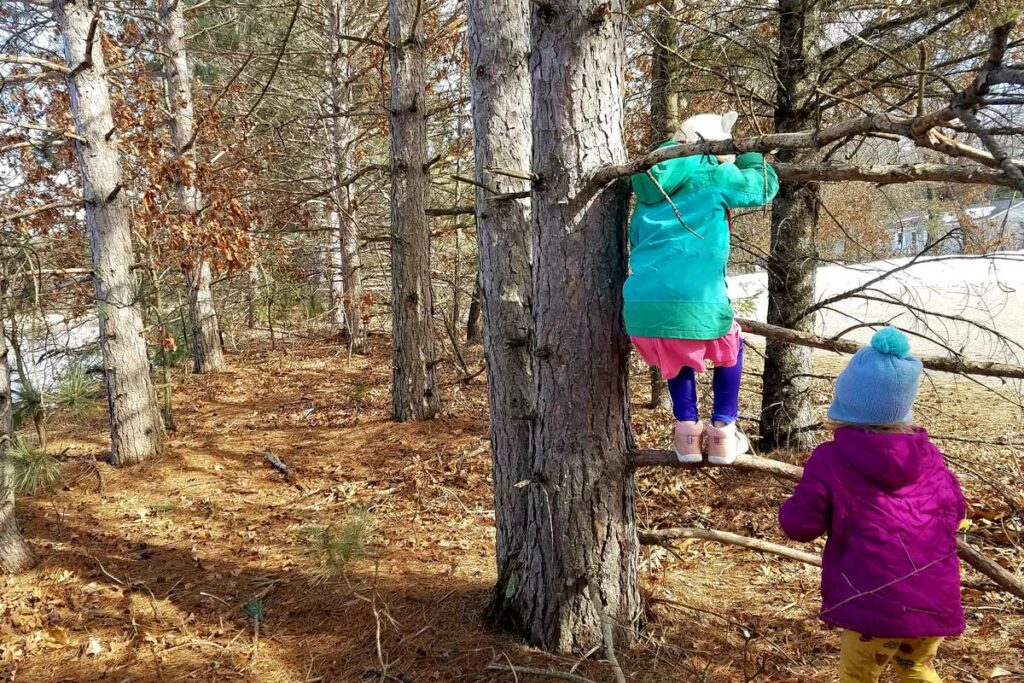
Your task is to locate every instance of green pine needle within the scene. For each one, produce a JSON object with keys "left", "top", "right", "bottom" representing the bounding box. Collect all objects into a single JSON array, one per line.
[{"left": 11, "top": 438, "right": 63, "bottom": 495}]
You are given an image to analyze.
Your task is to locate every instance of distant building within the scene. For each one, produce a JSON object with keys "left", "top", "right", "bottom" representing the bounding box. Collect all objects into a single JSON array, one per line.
[{"left": 887, "top": 199, "right": 1024, "bottom": 255}]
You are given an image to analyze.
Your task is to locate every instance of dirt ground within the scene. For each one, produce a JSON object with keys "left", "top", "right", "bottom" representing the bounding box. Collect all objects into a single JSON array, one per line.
[{"left": 2, "top": 334, "right": 1022, "bottom": 682}]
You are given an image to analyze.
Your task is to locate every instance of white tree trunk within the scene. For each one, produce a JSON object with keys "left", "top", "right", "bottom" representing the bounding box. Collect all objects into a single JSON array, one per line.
[
  {"left": 509, "top": 0, "right": 637, "bottom": 653},
  {"left": 324, "top": 0, "right": 366, "bottom": 350},
  {"left": 55, "top": 0, "right": 164, "bottom": 466},
  {"left": 0, "top": 281, "right": 32, "bottom": 574},
  {"left": 159, "top": 0, "right": 224, "bottom": 374},
  {"left": 185, "top": 259, "right": 223, "bottom": 373},
  {"left": 388, "top": 0, "right": 442, "bottom": 421},
  {"left": 326, "top": 211, "right": 346, "bottom": 327},
  {"left": 466, "top": 0, "right": 537, "bottom": 627}
]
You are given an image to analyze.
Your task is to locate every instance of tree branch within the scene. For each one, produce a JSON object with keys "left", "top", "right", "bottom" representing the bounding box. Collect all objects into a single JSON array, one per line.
[
  {"left": 774, "top": 162, "right": 1014, "bottom": 187},
  {"left": 955, "top": 107, "right": 1024, "bottom": 192},
  {"left": 591, "top": 22, "right": 1024, "bottom": 191},
  {"left": 736, "top": 318, "right": 1024, "bottom": 379},
  {"left": 0, "top": 54, "right": 71, "bottom": 73},
  {"left": 632, "top": 452, "right": 1024, "bottom": 599},
  {"left": 640, "top": 527, "right": 822, "bottom": 567}
]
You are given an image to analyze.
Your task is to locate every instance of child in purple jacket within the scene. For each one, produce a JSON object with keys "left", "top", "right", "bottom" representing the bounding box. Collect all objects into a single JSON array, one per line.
[{"left": 779, "top": 328, "right": 966, "bottom": 683}]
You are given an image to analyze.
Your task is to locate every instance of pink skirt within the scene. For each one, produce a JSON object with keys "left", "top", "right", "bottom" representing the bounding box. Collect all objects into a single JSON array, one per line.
[{"left": 632, "top": 323, "right": 741, "bottom": 379}]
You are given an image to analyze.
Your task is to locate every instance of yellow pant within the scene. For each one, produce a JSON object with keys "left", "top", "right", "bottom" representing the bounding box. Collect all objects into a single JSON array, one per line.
[{"left": 839, "top": 629, "right": 944, "bottom": 683}]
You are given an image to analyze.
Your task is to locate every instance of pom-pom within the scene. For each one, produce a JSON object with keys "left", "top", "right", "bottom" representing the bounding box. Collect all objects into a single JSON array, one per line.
[{"left": 871, "top": 327, "right": 911, "bottom": 359}]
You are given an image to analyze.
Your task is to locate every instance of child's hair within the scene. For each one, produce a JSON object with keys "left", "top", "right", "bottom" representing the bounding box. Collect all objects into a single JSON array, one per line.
[{"left": 824, "top": 419, "right": 918, "bottom": 435}]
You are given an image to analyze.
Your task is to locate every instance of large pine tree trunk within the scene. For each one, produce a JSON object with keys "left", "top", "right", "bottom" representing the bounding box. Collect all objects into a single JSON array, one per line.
[
  {"left": 160, "top": 0, "right": 224, "bottom": 374},
  {"left": 56, "top": 0, "right": 164, "bottom": 466},
  {"left": 466, "top": 0, "right": 536, "bottom": 624},
  {"left": 646, "top": 0, "right": 680, "bottom": 413},
  {"left": 0, "top": 281, "right": 32, "bottom": 574},
  {"left": 493, "top": 0, "right": 637, "bottom": 653},
  {"left": 388, "top": 0, "right": 442, "bottom": 421},
  {"left": 760, "top": 0, "right": 821, "bottom": 452},
  {"left": 325, "top": 0, "right": 367, "bottom": 351}
]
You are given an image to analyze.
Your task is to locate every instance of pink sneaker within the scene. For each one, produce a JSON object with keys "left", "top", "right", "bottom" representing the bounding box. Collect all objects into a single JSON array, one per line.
[
  {"left": 673, "top": 421, "right": 704, "bottom": 464},
  {"left": 706, "top": 422, "right": 749, "bottom": 465}
]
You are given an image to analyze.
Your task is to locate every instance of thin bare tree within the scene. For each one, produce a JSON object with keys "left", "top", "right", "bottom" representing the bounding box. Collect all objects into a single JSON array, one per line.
[
  {"left": 324, "top": 0, "right": 367, "bottom": 351},
  {"left": 159, "top": 0, "right": 225, "bottom": 374},
  {"left": 0, "top": 275, "right": 32, "bottom": 574}
]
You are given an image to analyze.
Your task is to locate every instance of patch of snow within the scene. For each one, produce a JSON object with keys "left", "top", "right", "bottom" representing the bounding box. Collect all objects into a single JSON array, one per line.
[{"left": 729, "top": 251, "right": 1024, "bottom": 363}]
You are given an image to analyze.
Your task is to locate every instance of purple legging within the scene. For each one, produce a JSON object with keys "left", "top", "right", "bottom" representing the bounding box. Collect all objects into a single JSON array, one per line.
[{"left": 667, "top": 343, "right": 743, "bottom": 425}]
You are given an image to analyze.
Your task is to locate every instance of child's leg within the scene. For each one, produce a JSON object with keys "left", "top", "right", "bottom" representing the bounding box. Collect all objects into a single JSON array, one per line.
[
  {"left": 711, "top": 343, "right": 743, "bottom": 426},
  {"left": 890, "top": 638, "right": 943, "bottom": 683},
  {"left": 838, "top": 630, "right": 894, "bottom": 683},
  {"left": 667, "top": 367, "right": 699, "bottom": 422}
]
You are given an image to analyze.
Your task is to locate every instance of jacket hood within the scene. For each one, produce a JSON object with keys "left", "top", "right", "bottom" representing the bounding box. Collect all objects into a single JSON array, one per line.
[
  {"left": 833, "top": 427, "right": 935, "bottom": 490},
  {"left": 631, "top": 141, "right": 713, "bottom": 205}
]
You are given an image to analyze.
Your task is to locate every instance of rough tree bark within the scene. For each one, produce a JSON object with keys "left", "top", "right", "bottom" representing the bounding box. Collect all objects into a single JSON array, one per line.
[
  {"left": 466, "top": 0, "right": 535, "bottom": 627},
  {"left": 325, "top": 0, "right": 367, "bottom": 350},
  {"left": 0, "top": 279, "right": 32, "bottom": 574},
  {"left": 160, "top": 0, "right": 224, "bottom": 374},
  {"left": 491, "top": 0, "right": 638, "bottom": 654},
  {"left": 649, "top": 0, "right": 682, "bottom": 143},
  {"left": 760, "top": 0, "right": 821, "bottom": 452},
  {"left": 55, "top": 0, "right": 164, "bottom": 466},
  {"left": 388, "top": 0, "right": 442, "bottom": 421},
  {"left": 185, "top": 260, "right": 223, "bottom": 374},
  {"left": 646, "top": 0, "right": 680, "bottom": 413}
]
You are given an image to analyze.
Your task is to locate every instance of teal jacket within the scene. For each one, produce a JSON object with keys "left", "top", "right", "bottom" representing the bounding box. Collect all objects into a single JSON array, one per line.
[{"left": 623, "top": 146, "right": 779, "bottom": 340}]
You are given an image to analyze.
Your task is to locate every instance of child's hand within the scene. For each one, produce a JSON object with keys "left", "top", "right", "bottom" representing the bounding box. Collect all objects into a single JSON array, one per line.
[{"left": 957, "top": 519, "right": 972, "bottom": 532}]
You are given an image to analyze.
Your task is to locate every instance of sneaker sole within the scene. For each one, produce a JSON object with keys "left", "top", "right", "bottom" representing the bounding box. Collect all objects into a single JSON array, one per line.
[
  {"left": 707, "top": 434, "right": 749, "bottom": 466},
  {"left": 673, "top": 448, "right": 703, "bottom": 464}
]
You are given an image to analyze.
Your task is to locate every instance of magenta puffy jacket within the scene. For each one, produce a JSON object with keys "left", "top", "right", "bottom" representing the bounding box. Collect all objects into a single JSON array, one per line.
[{"left": 779, "top": 427, "right": 966, "bottom": 638}]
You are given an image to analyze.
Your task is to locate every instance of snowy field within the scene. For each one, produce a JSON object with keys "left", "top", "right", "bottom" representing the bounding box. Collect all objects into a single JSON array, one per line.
[
  {"left": 729, "top": 251, "right": 1024, "bottom": 364},
  {"left": 14, "top": 253, "right": 1024, "bottom": 393},
  {"left": 13, "top": 315, "right": 99, "bottom": 393}
]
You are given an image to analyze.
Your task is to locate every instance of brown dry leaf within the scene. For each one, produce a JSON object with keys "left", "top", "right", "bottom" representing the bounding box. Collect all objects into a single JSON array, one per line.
[{"left": 46, "top": 628, "right": 69, "bottom": 646}]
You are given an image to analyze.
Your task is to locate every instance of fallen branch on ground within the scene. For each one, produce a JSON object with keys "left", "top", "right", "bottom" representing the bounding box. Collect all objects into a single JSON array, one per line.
[
  {"left": 261, "top": 450, "right": 291, "bottom": 478},
  {"left": 954, "top": 538, "right": 1024, "bottom": 601},
  {"left": 485, "top": 663, "right": 600, "bottom": 683},
  {"left": 641, "top": 527, "right": 823, "bottom": 567}
]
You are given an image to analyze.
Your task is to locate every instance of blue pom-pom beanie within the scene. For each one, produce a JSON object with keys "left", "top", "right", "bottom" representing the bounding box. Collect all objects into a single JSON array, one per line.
[{"left": 828, "top": 327, "right": 923, "bottom": 426}]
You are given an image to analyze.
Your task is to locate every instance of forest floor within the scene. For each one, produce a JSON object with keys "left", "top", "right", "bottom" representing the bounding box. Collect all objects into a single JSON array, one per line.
[{"left": 2, "top": 333, "right": 1022, "bottom": 682}]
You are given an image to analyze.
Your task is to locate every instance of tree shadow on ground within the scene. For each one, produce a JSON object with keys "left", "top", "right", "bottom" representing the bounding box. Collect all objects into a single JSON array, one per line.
[{"left": 19, "top": 503, "right": 517, "bottom": 682}]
